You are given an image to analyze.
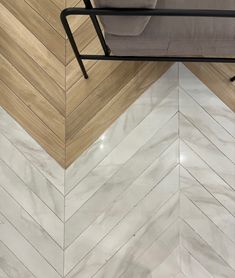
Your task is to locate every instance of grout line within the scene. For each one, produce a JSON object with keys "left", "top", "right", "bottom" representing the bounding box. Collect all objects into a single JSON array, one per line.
[
  {"left": 179, "top": 108, "right": 235, "bottom": 166},
  {"left": 0, "top": 78, "right": 66, "bottom": 169},
  {"left": 180, "top": 215, "right": 234, "bottom": 270},
  {"left": 0, "top": 55, "right": 66, "bottom": 140},
  {"left": 0, "top": 239, "right": 37, "bottom": 278},
  {"left": 181, "top": 164, "right": 235, "bottom": 219},
  {"left": 65, "top": 150, "right": 179, "bottom": 253},
  {"left": 183, "top": 192, "right": 235, "bottom": 245},
  {"left": 0, "top": 180, "right": 63, "bottom": 250},
  {"left": 25, "top": 0, "right": 65, "bottom": 39},
  {"left": 0, "top": 212, "right": 63, "bottom": 277},
  {"left": 2, "top": 2, "right": 66, "bottom": 67},
  {"left": 0, "top": 153, "right": 64, "bottom": 220},
  {"left": 66, "top": 92, "right": 178, "bottom": 193},
  {"left": 66, "top": 79, "right": 178, "bottom": 194},
  {"left": 0, "top": 129, "right": 64, "bottom": 197},
  {"left": 67, "top": 190, "right": 180, "bottom": 277},
  {"left": 65, "top": 115, "right": 179, "bottom": 223},
  {"left": 180, "top": 135, "right": 234, "bottom": 192},
  {"left": 179, "top": 83, "right": 235, "bottom": 140},
  {"left": 0, "top": 26, "right": 66, "bottom": 106}
]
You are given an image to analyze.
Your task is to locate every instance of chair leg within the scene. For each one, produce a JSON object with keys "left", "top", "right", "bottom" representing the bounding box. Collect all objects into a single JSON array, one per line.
[{"left": 230, "top": 76, "right": 235, "bottom": 82}]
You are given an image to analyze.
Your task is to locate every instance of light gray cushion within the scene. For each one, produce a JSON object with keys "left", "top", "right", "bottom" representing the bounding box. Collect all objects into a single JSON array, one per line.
[
  {"left": 93, "top": 0, "right": 158, "bottom": 36},
  {"left": 104, "top": 0, "right": 235, "bottom": 57}
]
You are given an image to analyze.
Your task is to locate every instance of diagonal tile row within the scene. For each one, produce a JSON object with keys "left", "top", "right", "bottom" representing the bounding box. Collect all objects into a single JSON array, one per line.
[{"left": 0, "top": 63, "right": 234, "bottom": 278}]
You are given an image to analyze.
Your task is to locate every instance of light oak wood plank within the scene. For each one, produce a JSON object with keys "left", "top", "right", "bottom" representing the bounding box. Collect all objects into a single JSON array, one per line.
[
  {"left": 66, "top": 0, "right": 80, "bottom": 7},
  {"left": 66, "top": 62, "right": 172, "bottom": 166},
  {"left": 67, "top": 60, "right": 121, "bottom": 115},
  {"left": 0, "top": 28, "right": 65, "bottom": 116},
  {"left": 66, "top": 36, "right": 102, "bottom": 90},
  {"left": 66, "top": 61, "right": 147, "bottom": 140},
  {"left": 0, "top": 3, "right": 65, "bottom": 89},
  {"left": 0, "top": 54, "right": 65, "bottom": 141},
  {"left": 25, "top": 0, "right": 65, "bottom": 38},
  {"left": 1, "top": 0, "right": 65, "bottom": 64},
  {"left": 185, "top": 63, "right": 235, "bottom": 112},
  {"left": 67, "top": 0, "right": 86, "bottom": 34},
  {"left": 0, "top": 80, "right": 65, "bottom": 167},
  {"left": 66, "top": 18, "right": 96, "bottom": 64},
  {"left": 213, "top": 64, "right": 235, "bottom": 80},
  {"left": 51, "top": 0, "right": 65, "bottom": 10}
]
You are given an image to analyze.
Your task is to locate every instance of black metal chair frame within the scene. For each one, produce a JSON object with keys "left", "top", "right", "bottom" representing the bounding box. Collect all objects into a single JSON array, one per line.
[{"left": 61, "top": 0, "right": 235, "bottom": 81}]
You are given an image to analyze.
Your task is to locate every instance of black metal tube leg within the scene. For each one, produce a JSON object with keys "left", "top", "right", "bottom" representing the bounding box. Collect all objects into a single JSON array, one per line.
[
  {"left": 230, "top": 76, "right": 235, "bottom": 82},
  {"left": 77, "top": 58, "right": 89, "bottom": 79},
  {"left": 60, "top": 10, "right": 88, "bottom": 79}
]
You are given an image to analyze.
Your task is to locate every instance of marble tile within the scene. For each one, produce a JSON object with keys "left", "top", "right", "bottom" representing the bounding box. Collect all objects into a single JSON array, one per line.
[
  {"left": 0, "top": 213, "right": 61, "bottom": 278},
  {"left": 65, "top": 139, "right": 179, "bottom": 248},
  {"left": 180, "top": 88, "right": 235, "bottom": 163},
  {"left": 181, "top": 195, "right": 235, "bottom": 269},
  {"left": 180, "top": 140, "right": 235, "bottom": 216},
  {"left": 93, "top": 193, "right": 179, "bottom": 278},
  {"left": 0, "top": 186, "right": 63, "bottom": 274},
  {"left": 0, "top": 108, "right": 64, "bottom": 193},
  {"left": 66, "top": 164, "right": 179, "bottom": 277},
  {"left": 65, "top": 63, "right": 179, "bottom": 193},
  {"left": 181, "top": 166, "right": 235, "bottom": 243},
  {"left": 120, "top": 221, "right": 180, "bottom": 278},
  {"left": 0, "top": 241, "right": 34, "bottom": 278},
  {"left": 179, "top": 114, "right": 235, "bottom": 189},
  {"left": 0, "top": 160, "right": 63, "bottom": 247},
  {"left": 179, "top": 63, "right": 235, "bottom": 138},
  {"left": 180, "top": 246, "right": 213, "bottom": 278},
  {"left": 0, "top": 133, "right": 64, "bottom": 220},
  {"left": 65, "top": 110, "right": 178, "bottom": 221},
  {"left": 175, "top": 273, "right": 188, "bottom": 278},
  {"left": 65, "top": 146, "right": 179, "bottom": 274},
  {"left": 0, "top": 62, "right": 234, "bottom": 278},
  {"left": 150, "top": 247, "right": 181, "bottom": 278},
  {"left": 0, "top": 268, "right": 10, "bottom": 278},
  {"left": 180, "top": 220, "right": 235, "bottom": 277}
]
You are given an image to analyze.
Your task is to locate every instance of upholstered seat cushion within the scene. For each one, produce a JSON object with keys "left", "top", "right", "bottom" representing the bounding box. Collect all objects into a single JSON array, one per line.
[
  {"left": 94, "top": 0, "right": 158, "bottom": 36},
  {"left": 99, "top": 0, "right": 235, "bottom": 56}
]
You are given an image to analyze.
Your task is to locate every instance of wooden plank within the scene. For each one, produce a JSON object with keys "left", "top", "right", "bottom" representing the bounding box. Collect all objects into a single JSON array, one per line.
[
  {"left": 67, "top": 0, "right": 86, "bottom": 34},
  {"left": 66, "top": 62, "right": 172, "bottom": 166},
  {"left": 0, "top": 3, "right": 65, "bottom": 89},
  {"left": 1, "top": 0, "right": 65, "bottom": 64},
  {"left": 0, "top": 80, "right": 65, "bottom": 167},
  {"left": 66, "top": 36, "right": 103, "bottom": 90},
  {"left": 66, "top": 0, "right": 80, "bottom": 7},
  {"left": 25, "top": 0, "right": 65, "bottom": 38},
  {"left": 0, "top": 28, "right": 65, "bottom": 116},
  {"left": 185, "top": 63, "right": 235, "bottom": 112},
  {"left": 66, "top": 60, "right": 121, "bottom": 115},
  {"left": 66, "top": 61, "right": 147, "bottom": 140},
  {"left": 51, "top": 0, "right": 65, "bottom": 10},
  {"left": 66, "top": 18, "right": 96, "bottom": 64},
  {"left": 0, "top": 54, "right": 65, "bottom": 141}
]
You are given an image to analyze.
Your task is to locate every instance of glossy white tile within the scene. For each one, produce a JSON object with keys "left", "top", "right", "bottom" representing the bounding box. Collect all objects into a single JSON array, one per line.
[
  {"left": 65, "top": 63, "right": 179, "bottom": 193},
  {"left": 0, "top": 62, "right": 234, "bottom": 278},
  {"left": 179, "top": 64, "right": 235, "bottom": 138},
  {"left": 0, "top": 133, "right": 64, "bottom": 220},
  {"left": 0, "top": 108, "right": 64, "bottom": 193}
]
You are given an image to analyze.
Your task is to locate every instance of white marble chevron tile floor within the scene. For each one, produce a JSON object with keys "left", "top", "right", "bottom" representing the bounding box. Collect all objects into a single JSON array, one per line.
[{"left": 0, "top": 63, "right": 234, "bottom": 278}]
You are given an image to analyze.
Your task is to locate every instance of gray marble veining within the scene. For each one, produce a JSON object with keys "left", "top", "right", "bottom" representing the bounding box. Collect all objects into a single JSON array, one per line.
[{"left": 0, "top": 63, "right": 234, "bottom": 278}]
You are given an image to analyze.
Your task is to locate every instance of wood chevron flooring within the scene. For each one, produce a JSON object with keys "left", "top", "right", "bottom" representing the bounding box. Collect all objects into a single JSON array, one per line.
[
  {"left": 0, "top": 0, "right": 235, "bottom": 169},
  {"left": 0, "top": 63, "right": 234, "bottom": 278}
]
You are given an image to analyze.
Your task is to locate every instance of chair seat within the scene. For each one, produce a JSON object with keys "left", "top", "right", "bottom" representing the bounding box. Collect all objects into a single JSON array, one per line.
[{"left": 103, "top": 0, "right": 235, "bottom": 56}]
